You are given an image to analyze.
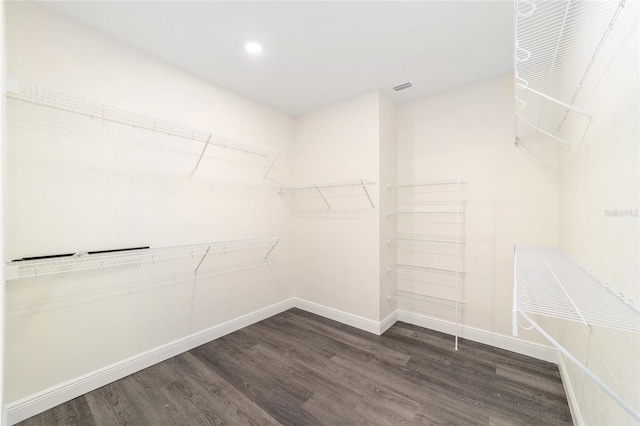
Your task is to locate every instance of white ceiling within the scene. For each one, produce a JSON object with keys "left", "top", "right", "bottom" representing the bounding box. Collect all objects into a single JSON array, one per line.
[{"left": 38, "top": 1, "right": 514, "bottom": 116}]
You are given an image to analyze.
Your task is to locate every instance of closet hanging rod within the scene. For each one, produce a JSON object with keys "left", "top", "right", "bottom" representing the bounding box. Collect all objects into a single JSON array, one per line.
[{"left": 5, "top": 79, "right": 280, "bottom": 163}]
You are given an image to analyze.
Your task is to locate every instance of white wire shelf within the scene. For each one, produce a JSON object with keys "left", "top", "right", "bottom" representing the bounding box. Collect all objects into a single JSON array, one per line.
[
  {"left": 5, "top": 79, "right": 280, "bottom": 175},
  {"left": 388, "top": 264, "right": 465, "bottom": 277},
  {"left": 513, "top": 245, "right": 640, "bottom": 421},
  {"left": 514, "top": 0, "right": 624, "bottom": 145},
  {"left": 279, "top": 179, "right": 376, "bottom": 210},
  {"left": 388, "top": 177, "right": 465, "bottom": 350},
  {"left": 514, "top": 246, "right": 639, "bottom": 334},
  {"left": 388, "top": 179, "right": 467, "bottom": 188},
  {"left": 388, "top": 238, "right": 465, "bottom": 246},
  {"left": 387, "top": 211, "right": 464, "bottom": 218},
  {"left": 388, "top": 290, "right": 463, "bottom": 311},
  {"left": 5, "top": 237, "right": 280, "bottom": 281}
]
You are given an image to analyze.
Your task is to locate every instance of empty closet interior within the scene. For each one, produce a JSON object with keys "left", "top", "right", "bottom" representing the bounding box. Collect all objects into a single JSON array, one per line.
[{"left": 2, "top": 1, "right": 638, "bottom": 425}]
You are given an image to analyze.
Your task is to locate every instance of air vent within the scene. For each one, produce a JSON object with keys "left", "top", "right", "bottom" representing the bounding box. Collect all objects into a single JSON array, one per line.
[{"left": 393, "top": 82, "right": 413, "bottom": 91}]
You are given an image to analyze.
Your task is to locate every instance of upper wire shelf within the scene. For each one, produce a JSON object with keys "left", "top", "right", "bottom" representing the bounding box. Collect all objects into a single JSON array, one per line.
[
  {"left": 388, "top": 238, "right": 465, "bottom": 246},
  {"left": 388, "top": 180, "right": 467, "bottom": 188},
  {"left": 279, "top": 179, "right": 376, "bottom": 210},
  {"left": 5, "top": 237, "right": 280, "bottom": 281},
  {"left": 388, "top": 264, "right": 465, "bottom": 277},
  {"left": 5, "top": 79, "right": 280, "bottom": 175},
  {"left": 387, "top": 211, "right": 464, "bottom": 217},
  {"left": 514, "top": 246, "right": 639, "bottom": 334},
  {"left": 514, "top": 0, "right": 624, "bottom": 145},
  {"left": 388, "top": 290, "right": 463, "bottom": 311}
]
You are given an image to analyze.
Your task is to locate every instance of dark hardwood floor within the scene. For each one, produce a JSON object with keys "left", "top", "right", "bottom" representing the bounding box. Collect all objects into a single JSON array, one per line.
[{"left": 18, "top": 308, "right": 572, "bottom": 425}]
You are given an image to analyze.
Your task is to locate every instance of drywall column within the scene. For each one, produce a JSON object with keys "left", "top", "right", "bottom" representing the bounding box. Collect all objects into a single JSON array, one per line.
[
  {"left": 379, "top": 94, "right": 397, "bottom": 323},
  {"left": 556, "top": 3, "right": 639, "bottom": 424},
  {"left": 292, "top": 92, "right": 381, "bottom": 323}
]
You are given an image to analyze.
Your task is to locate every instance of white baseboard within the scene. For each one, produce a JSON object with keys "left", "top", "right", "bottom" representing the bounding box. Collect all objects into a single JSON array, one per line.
[
  {"left": 397, "top": 310, "right": 558, "bottom": 363},
  {"left": 556, "top": 352, "right": 584, "bottom": 426},
  {"left": 6, "top": 298, "right": 296, "bottom": 426},
  {"left": 379, "top": 310, "right": 398, "bottom": 334},
  {"left": 7, "top": 300, "right": 560, "bottom": 425},
  {"left": 292, "top": 298, "right": 382, "bottom": 335}
]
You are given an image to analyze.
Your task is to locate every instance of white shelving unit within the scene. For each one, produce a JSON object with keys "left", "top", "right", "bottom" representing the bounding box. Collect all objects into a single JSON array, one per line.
[
  {"left": 387, "top": 178, "right": 466, "bottom": 349},
  {"left": 514, "top": 0, "right": 624, "bottom": 146},
  {"left": 5, "top": 237, "right": 280, "bottom": 281},
  {"left": 513, "top": 245, "right": 640, "bottom": 421},
  {"left": 5, "top": 79, "right": 281, "bottom": 176},
  {"left": 279, "top": 179, "right": 376, "bottom": 212}
]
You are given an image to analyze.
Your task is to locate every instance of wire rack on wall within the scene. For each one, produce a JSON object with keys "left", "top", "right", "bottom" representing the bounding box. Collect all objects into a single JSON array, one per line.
[
  {"left": 514, "top": 0, "right": 624, "bottom": 146},
  {"left": 513, "top": 245, "right": 640, "bottom": 421},
  {"left": 387, "top": 178, "right": 466, "bottom": 350},
  {"left": 5, "top": 237, "right": 280, "bottom": 281},
  {"left": 279, "top": 179, "right": 376, "bottom": 213},
  {"left": 4, "top": 79, "right": 281, "bottom": 176}
]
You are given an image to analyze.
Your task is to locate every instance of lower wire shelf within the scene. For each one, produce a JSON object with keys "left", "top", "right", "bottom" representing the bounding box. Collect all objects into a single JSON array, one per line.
[
  {"left": 5, "top": 237, "right": 280, "bottom": 281},
  {"left": 513, "top": 245, "right": 640, "bottom": 422},
  {"left": 388, "top": 290, "right": 462, "bottom": 312}
]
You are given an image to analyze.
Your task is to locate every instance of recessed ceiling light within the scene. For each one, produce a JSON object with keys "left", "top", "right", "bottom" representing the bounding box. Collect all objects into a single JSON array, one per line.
[{"left": 245, "top": 42, "right": 263, "bottom": 54}]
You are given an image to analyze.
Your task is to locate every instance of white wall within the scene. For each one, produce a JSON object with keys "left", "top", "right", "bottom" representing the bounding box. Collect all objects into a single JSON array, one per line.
[
  {"left": 292, "top": 92, "right": 381, "bottom": 321},
  {"left": 4, "top": 1, "right": 294, "bottom": 404},
  {"left": 556, "top": 2, "right": 639, "bottom": 424},
  {"left": 397, "top": 75, "right": 559, "bottom": 343},
  {"left": 1, "top": 0, "right": 7, "bottom": 422}
]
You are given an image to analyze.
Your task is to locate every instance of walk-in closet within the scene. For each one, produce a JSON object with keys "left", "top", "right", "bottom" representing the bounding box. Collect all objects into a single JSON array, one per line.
[{"left": 1, "top": 1, "right": 638, "bottom": 425}]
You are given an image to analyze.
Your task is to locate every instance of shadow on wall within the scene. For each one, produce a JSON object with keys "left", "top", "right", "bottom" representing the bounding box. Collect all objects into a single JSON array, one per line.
[{"left": 515, "top": 134, "right": 562, "bottom": 176}]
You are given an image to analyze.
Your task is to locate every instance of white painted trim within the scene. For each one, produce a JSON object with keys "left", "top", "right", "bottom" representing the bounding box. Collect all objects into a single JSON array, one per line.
[
  {"left": 292, "top": 298, "right": 381, "bottom": 335},
  {"left": 556, "top": 351, "right": 584, "bottom": 426},
  {"left": 397, "top": 310, "right": 558, "bottom": 363},
  {"left": 379, "top": 310, "right": 398, "bottom": 335},
  {"left": 6, "top": 298, "right": 296, "bottom": 426}
]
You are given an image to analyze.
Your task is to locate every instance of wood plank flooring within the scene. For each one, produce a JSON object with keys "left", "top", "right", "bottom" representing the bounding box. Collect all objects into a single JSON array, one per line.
[{"left": 18, "top": 308, "right": 572, "bottom": 425}]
